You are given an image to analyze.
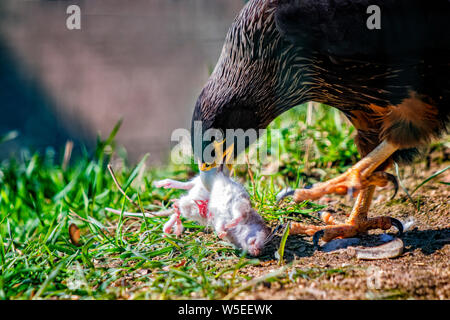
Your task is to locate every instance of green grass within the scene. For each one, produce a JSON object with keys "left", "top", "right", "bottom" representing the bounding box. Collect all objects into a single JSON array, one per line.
[{"left": 0, "top": 103, "right": 445, "bottom": 300}]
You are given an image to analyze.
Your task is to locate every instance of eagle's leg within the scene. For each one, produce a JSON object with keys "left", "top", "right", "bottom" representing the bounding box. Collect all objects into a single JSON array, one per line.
[
  {"left": 290, "top": 186, "right": 403, "bottom": 244},
  {"left": 288, "top": 141, "right": 398, "bottom": 202},
  {"left": 284, "top": 140, "right": 403, "bottom": 243}
]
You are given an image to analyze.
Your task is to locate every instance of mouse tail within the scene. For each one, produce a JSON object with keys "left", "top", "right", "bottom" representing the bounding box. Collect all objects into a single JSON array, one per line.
[{"left": 105, "top": 207, "right": 173, "bottom": 218}]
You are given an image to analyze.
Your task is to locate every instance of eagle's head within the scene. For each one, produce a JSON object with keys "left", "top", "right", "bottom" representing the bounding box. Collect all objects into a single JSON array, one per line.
[
  {"left": 190, "top": 0, "right": 309, "bottom": 190},
  {"left": 190, "top": 86, "right": 264, "bottom": 190}
]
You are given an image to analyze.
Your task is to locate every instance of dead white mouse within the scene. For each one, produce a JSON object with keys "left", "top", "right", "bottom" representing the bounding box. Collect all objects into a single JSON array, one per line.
[
  {"left": 208, "top": 172, "right": 272, "bottom": 257},
  {"left": 106, "top": 173, "right": 274, "bottom": 256}
]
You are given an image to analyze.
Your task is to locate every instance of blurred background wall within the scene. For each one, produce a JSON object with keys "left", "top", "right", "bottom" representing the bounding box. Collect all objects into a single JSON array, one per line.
[{"left": 0, "top": 0, "right": 245, "bottom": 164}]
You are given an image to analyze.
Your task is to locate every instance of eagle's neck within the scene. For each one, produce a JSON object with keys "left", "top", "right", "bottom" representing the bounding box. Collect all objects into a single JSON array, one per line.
[{"left": 204, "top": 0, "right": 313, "bottom": 128}]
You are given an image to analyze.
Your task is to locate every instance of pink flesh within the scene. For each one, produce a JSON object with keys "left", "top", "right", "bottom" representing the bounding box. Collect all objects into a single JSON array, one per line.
[{"left": 194, "top": 200, "right": 210, "bottom": 219}]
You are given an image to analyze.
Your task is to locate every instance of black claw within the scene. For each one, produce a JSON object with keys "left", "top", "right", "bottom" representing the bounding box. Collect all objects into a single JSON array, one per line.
[
  {"left": 276, "top": 188, "right": 295, "bottom": 203},
  {"left": 390, "top": 218, "right": 404, "bottom": 236},
  {"left": 312, "top": 230, "right": 325, "bottom": 250},
  {"left": 385, "top": 173, "right": 399, "bottom": 200},
  {"left": 276, "top": 185, "right": 315, "bottom": 203}
]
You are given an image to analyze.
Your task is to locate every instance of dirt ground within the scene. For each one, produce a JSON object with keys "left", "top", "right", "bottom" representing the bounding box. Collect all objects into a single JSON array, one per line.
[{"left": 237, "top": 151, "right": 450, "bottom": 300}]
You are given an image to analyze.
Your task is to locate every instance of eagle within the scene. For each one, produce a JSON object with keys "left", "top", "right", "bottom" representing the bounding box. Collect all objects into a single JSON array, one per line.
[{"left": 190, "top": 0, "right": 450, "bottom": 244}]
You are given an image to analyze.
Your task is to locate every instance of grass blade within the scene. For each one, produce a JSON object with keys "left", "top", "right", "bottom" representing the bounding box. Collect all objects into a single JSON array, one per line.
[
  {"left": 276, "top": 222, "right": 290, "bottom": 265},
  {"left": 122, "top": 154, "right": 150, "bottom": 192},
  {"left": 411, "top": 165, "right": 450, "bottom": 195}
]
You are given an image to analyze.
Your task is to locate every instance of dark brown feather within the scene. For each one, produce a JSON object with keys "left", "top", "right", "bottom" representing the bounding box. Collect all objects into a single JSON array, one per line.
[{"left": 191, "top": 0, "right": 450, "bottom": 164}]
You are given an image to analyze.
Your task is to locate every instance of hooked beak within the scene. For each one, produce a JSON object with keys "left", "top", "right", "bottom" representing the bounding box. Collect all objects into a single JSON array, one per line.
[{"left": 198, "top": 141, "right": 234, "bottom": 191}]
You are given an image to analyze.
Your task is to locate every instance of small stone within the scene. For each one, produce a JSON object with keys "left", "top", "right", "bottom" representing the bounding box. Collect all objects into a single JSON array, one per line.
[{"left": 355, "top": 238, "right": 404, "bottom": 260}]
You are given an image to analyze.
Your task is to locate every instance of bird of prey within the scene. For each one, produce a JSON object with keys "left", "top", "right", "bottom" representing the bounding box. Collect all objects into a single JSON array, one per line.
[{"left": 190, "top": 0, "right": 449, "bottom": 244}]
